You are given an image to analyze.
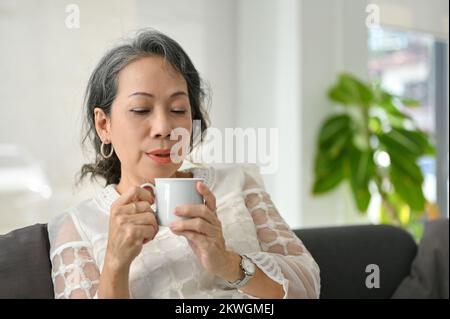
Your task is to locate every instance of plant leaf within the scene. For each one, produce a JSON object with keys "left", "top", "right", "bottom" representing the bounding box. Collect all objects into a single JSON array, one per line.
[
  {"left": 389, "top": 151, "right": 424, "bottom": 184},
  {"left": 328, "top": 86, "right": 354, "bottom": 105},
  {"left": 398, "top": 129, "right": 436, "bottom": 155},
  {"left": 368, "top": 117, "right": 382, "bottom": 134},
  {"left": 312, "top": 170, "right": 345, "bottom": 194},
  {"left": 318, "top": 115, "right": 351, "bottom": 147},
  {"left": 377, "top": 98, "right": 412, "bottom": 119},
  {"left": 347, "top": 147, "right": 373, "bottom": 212},
  {"left": 390, "top": 165, "right": 426, "bottom": 211},
  {"left": 373, "top": 89, "right": 414, "bottom": 126},
  {"left": 378, "top": 129, "right": 425, "bottom": 158},
  {"left": 313, "top": 152, "right": 346, "bottom": 194},
  {"left": 341, "top": 73, "right": 373, "bottom": 106},
  {"left": 328, "top": 73, "right": 373, "bottom": 106},
  {"left": 399, "top": 98, "right": 420, "bottom": 107}
]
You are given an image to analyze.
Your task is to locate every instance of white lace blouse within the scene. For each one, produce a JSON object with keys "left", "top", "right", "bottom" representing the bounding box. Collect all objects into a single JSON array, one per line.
[{"left": 47, "top": 163, "right": 320, "bottom": 299}]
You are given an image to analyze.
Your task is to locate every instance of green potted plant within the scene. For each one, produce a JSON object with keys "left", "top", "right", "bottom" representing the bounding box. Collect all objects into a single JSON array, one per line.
[{"left": 312, "top": 73, "right": 437, "bottom": 241}]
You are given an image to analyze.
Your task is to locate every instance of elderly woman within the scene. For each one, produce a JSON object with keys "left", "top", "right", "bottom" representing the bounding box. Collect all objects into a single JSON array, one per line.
[{"left": 47, "top": 29, "right": 320, "bottom": 299}]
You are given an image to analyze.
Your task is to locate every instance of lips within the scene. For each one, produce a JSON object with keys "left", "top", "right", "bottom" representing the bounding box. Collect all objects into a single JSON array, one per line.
[
  {"left": 146, "top": 148, "right": 172, "bottom": 164},
  {"left": 147, "top": 148, "right": 171, "bottom": 156}
]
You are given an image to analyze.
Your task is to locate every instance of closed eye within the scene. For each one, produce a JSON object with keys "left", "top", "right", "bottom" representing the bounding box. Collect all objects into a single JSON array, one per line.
[
  {"left": 131, "top": 109, "right": 150, "bottom": 115},
  {"left": 171, "top": 110, "right": 187, "bottom": 114},
  {"left": 131, "top": 108, "right": 187, "bottom": 115}
]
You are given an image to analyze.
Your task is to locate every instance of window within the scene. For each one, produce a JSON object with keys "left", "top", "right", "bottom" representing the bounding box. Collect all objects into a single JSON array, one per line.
[{"left": 368, "top": 26, "right": 449, "bottom": 218}]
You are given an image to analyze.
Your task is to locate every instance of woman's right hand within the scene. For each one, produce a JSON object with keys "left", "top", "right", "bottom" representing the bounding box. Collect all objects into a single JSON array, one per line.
[{"left": 105, "top": 185, "right": 158, "bottom": 272}]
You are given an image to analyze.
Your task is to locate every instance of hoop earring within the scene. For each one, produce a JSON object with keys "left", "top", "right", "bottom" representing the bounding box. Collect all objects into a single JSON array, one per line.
[{"left": 100, "top": 142, "right": 114, "bottom": 159}]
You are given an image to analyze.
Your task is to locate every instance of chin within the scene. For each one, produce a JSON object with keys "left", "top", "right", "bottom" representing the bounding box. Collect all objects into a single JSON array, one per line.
[{"left": 145, "top": 163, "right": 180, "bottom": 178}]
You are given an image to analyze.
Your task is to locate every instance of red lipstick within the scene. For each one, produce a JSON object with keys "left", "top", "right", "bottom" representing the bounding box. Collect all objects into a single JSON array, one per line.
[{"left": 146, "top": 149, "right": 172, "bottom": 165}]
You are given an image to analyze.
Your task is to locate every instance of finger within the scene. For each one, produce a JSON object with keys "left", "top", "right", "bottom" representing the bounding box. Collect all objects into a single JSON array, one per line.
[
  {"left": 170, "top": 218, "right": 216, "bottom": 237},
  {"left": 128, "top": 213, "right": 158, "bottom": 228},
  {"left": 196, "top": 182, "right": 216, "bottom": 212},
  {"left": 171, "top": 229, "right": 204, "bottom": 243},
  {"left": 174, "top": 204, "right": 217, "bottom": 225},
  {"left": 123, "top": 201, "right": 153, "bottom": 215},
  {"left": 134, "top": 224, "right": 157, "bottom": 242},
  {"left": 115, "top": 186, "right": 154, "bottom": 206}
]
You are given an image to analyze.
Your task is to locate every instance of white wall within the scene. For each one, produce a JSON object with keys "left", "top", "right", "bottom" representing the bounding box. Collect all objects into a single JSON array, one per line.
[
  {"left": 235, "top": 0, "right": 302, "bottom": 228},
  {"left": 0, "top": 0, "right": 140, "bottom": 232},
  {"left": 0, "top": 0, "right": 237, "bottom": 233},
  {"left": 298, "top": 0, "right": 372, "bottom": 228}
]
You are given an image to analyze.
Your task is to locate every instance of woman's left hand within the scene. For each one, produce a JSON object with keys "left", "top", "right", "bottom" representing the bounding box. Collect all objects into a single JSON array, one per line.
[{"left": 170, "top": 182, "right": 232, "bottom": 279}]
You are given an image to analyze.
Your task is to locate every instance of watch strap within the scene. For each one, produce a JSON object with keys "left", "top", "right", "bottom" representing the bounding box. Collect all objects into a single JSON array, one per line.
[{"left": 225, "top": 255, "right": 255, "bottom": 289}]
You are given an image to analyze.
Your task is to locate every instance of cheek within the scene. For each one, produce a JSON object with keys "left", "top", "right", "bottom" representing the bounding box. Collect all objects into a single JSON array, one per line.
[
  {"left": 171, "top": 115, "right": 192, "bottom": 138},
  {"left": 115, "top": 110, "right": 147, "bottom": 134},
  {"left": 111, "top": 115, "right": 145, "bottom": 155},
  {"left": 181, "top": 115, "right": 193, "bottom": 132},
  {"left": 185, "top": 121, "right": 193, "bottom": 134}
]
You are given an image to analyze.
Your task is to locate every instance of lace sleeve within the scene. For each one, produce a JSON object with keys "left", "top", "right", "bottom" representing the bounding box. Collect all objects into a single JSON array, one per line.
[
  {"left": 48, "top": 213, "right": 100, "bottom": 299},
  {"left": 242, "top": 171, "right": 321, "bottom": 299}
]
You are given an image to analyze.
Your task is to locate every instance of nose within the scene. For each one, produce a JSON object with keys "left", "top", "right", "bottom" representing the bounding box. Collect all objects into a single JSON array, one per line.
[{"left": 150, "top": 108, "right": 173, "bottom": 139}]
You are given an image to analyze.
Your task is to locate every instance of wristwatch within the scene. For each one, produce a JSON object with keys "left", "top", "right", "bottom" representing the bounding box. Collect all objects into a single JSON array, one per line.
[{"left": 225, "top": 255, "right": 256, "bottom": 288}]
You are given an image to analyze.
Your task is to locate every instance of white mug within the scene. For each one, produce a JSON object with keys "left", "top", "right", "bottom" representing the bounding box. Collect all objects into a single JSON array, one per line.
[{"left": 140, "top": 178, "right": 204, "bottom": 227}]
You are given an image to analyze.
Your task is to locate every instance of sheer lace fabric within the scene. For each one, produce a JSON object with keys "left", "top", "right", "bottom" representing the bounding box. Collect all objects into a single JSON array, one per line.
[
  {"left": 49, "top": 214, "right": 100, "bottom": 299},
  {"left": 48, "top": 164, "right": 320, "bottom": 299},
  {"left": 241, "top": 174, "right": 320, "bottom": 298}
]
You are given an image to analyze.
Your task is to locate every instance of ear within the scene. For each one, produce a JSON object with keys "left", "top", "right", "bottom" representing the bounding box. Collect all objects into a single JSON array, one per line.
[{"left": 94, "top": 107, "right": 112, "bottom": 143}]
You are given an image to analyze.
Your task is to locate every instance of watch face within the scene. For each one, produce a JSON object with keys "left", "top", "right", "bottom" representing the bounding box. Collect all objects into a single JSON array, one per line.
[{"left": 242, "top": 257, "right": 256, "bottom": 275}]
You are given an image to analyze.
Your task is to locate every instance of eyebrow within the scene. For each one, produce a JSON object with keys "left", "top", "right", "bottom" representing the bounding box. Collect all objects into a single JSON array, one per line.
[{"left": 128, "top": 91, "right": 188, "bottom": 98}]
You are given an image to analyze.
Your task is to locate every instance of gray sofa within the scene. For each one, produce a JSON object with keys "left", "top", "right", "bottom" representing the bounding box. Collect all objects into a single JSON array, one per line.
[{"left": 0, "top": 221, "right": 448, "bottom": 299}]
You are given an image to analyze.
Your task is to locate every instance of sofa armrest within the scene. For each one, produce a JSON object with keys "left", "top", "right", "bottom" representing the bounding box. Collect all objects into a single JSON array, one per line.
[{"left": 0, "top": 224, "right": 54, "bottom": 298}]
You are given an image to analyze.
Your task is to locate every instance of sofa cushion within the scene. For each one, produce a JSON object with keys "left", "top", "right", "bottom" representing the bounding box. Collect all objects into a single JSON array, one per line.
[
  {"left": 0, "top": 223, "right": 418, "bottom": 299},
  {"left": 0, "top": 224, "right": 54, "bottom": 298},
  {"left": 392, "top": 219, "right": 449, "bottom": 299},
  {"left": 295, "top": 224, "right": 418, "bottom": 299}
]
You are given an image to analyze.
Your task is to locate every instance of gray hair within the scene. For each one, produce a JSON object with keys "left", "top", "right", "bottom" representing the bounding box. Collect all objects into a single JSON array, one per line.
[{"left": 76, "top": 29, "right": 210, "bottom": 187}]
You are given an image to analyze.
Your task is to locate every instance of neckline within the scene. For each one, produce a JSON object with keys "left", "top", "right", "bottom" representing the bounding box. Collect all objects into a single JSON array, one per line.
[{"left": 95, "top": 165, "right": 215, "bottom": 213}]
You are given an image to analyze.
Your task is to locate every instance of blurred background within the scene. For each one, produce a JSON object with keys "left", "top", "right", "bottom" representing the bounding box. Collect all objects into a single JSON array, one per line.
[{"left": 0, "top": 0, "right": 448, "bottom": 235}]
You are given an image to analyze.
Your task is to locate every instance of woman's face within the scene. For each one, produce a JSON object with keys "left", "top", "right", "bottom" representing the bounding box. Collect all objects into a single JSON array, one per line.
[{"left": 94, "top": 56, "right": 193, "bottom": 186}]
